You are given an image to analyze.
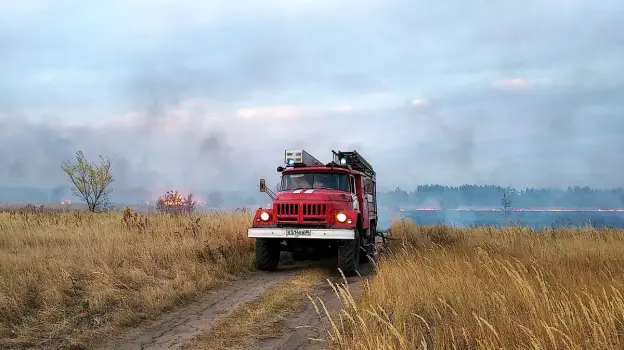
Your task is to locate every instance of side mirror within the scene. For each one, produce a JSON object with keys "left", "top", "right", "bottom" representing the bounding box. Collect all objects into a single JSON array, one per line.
[
  {"left": 259, "top": 178, "right": 266, "bottom": 192},
  {"left": 277, "top": 166, "right": 284, "bottom": 172}
]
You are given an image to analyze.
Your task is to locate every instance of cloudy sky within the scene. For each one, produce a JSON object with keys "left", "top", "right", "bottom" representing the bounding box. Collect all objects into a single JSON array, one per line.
[{"left": 1, "top": 0, "right": 623, "bottom": 192}]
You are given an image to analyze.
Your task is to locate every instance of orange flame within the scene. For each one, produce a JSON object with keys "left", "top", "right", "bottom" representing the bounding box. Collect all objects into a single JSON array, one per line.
[{"left": 156, "top": 190, "right": 196, "bottom": 213}]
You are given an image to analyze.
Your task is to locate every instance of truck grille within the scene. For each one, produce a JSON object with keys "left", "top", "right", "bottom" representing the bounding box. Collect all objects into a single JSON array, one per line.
[
  {"left": 303, "top": 204, "right": 327, "bottom": 216},
  {"left": 275, "top": 203, "right": 328, "bottom": 223},
  {"left": 276, "top": 203, "right": 299, "bottom": 215}
]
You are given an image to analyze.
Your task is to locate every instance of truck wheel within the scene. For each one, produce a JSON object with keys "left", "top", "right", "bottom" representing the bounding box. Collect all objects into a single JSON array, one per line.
[
  {"left": 359, "top": 228, "right": 371, "bottom": 263},
  {"left": 256, "top": 238, "right": 280, "bottom": 271},
  {"left": 337, "top": 230, "right": 360, "bottom": 276}
]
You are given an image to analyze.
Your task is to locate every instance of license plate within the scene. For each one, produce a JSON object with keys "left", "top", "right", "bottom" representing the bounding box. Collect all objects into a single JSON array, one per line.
[{"left": 285, "top": 229, "right": 312, "bottom": 236}]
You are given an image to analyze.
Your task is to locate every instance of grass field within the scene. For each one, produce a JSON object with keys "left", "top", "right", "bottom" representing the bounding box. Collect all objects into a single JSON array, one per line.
[
  {"left": 4, "top": 206, "right": 624, "bottom": 350},
  {"left": 327, "top": 219, "right": 624, "bottom": 349},
  {"left": 0, "top": 207, "right": 254, "bottom": 349}
]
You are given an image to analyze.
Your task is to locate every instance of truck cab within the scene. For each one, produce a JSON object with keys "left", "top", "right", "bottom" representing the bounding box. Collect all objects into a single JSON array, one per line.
[{"left": 248, "top": 149, "right": 378, "bottom": 275}]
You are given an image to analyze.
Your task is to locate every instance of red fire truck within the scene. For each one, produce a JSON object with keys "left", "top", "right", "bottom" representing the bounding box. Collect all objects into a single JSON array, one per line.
[{"left": 248, "top": 149, "right": 379, "bottom": 275}]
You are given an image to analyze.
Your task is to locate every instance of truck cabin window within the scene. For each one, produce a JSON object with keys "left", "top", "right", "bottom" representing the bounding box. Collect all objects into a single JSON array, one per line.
[{"left": 281, "top": 173, "right": 350, "bottom": 192}]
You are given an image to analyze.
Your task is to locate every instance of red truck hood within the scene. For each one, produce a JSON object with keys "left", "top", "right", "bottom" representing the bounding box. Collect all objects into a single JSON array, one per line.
[{"left": 275, "top": 188, "right": 352, "bottom": 202}]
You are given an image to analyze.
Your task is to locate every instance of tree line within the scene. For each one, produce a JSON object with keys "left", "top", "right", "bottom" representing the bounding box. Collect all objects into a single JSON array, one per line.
[
  {"left": 378, "top": 185, "right": 624, "bottom": 209},
  {"left": 2, "top": 151, "right": 623, "bottom": 211}
]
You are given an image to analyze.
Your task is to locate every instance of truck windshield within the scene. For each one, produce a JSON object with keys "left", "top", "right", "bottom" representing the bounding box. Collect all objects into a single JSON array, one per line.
[{"left": 281, "top": 173, "right": 350, "bottom": 192}]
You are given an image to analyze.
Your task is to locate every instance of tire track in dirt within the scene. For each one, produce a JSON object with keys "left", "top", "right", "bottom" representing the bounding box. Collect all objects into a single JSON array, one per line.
[
  {"left": 254, "top": 263, "right": 374, "bottom": 350},
  {"left": 101, "top": 269, "right": 296, "bottom": 350}
]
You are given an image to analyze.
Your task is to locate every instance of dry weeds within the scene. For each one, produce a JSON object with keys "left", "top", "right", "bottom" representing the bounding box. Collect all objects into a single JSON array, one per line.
[
  {"left": 0, "top": 208, "right": 254, "bottom": 349},
  {"left": 326, "top": 219, "right": 624, "bottom": 349},
  {"left": 6, "top": 205, "right": 623, "bottom": 350}
]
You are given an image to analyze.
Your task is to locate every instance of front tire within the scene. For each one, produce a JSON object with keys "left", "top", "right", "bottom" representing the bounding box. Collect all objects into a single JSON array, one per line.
[
  {"left": 256, "top": 238, "right": 281, "bottom": 271},
  {"left": 337, "top": 230, "right": 360, "bottom": 276}
]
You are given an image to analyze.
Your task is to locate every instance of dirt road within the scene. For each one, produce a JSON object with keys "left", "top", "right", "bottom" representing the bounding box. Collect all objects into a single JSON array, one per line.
[
  {"left": 102, "top": 256, "right": 376, "bottom": 350},
  {"left": 255, "top": 263, "right": 373, "bottom": 350}
]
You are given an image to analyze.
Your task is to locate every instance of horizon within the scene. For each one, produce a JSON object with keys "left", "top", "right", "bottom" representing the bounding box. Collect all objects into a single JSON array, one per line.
[{"left": 2, "top": 182, "right": 624, "bottom": 210}]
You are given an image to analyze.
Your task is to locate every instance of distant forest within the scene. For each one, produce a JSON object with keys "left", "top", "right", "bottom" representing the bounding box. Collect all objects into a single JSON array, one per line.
[
  {"left": 2, "top": 184, "right": 624, "bottom": 209},
  {"left": 378, "top": 185, "right": 624, "bottom": 209}
]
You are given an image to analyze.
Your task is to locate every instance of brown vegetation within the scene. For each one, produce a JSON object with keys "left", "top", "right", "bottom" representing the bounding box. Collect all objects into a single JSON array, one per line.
[
  {"left": 325, "top": 219, "right": 624, "bottom": 349},
  {"left": 5, "top": 202, "right": 624, "bottom": 350},
  {"left": 0, "top": 207, "right": 254, "bottom": 349}
]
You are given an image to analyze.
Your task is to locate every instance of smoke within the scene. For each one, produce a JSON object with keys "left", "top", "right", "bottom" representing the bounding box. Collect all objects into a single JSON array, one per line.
[
  {"left": 199, "top": 132, "right": 224, "bottom": 154},
  {"left": 0, "top": 0, "right": 623, "bottom": 203}
]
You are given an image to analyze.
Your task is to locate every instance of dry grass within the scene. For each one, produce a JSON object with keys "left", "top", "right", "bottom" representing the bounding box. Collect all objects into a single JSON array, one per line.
[
  {"left": 326, "top": 219, "right": 624, "bottom": 349},
  {"left": 185, "top": 268, "right": 328, "bottom": 350},
  {"left": 0, "top": 208, "right": 254, "bottom": 350},
  {"left": 7, "top": 204, "right": 623, "bottom": 350}
]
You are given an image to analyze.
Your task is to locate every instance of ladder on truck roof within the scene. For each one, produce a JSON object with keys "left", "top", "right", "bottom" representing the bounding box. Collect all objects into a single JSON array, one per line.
[{"left": 332, "top": 150, "right": 376, "bottom": 176}]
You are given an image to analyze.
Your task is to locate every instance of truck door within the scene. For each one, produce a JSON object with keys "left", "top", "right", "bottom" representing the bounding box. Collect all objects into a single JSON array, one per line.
[
  {"left": 349, "top": 175, "right": 358, "bottom": 210},
  {"left": 359, "top": 177, "right": 369, "bottom": 229},
  {"left": 363, "top": 177, "right": 375, "bottom": 221}
]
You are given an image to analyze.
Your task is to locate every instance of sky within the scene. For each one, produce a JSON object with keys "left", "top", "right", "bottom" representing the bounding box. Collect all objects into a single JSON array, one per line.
[{"left": 0, "top": 0, "right": 623, "bottom": 193}]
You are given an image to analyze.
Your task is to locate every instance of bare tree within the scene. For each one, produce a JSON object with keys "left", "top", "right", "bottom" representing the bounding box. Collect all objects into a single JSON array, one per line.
[
  {"left": 501, "top": 192, "right": 512, "bottom": 213},
  {"left": 61, "top": 151, "right": 114, "bottom": 212}
]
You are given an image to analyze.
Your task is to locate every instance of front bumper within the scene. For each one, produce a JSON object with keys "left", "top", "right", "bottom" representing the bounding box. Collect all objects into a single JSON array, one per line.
[{"left": 248, "top": 227, "right": 356, "bottom": 240}]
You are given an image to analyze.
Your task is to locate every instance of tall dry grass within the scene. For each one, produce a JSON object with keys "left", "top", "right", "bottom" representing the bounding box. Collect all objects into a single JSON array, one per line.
[
  {"left": 326, "top": 219, "right": 624, "bottom": 349},
  {"left": 0, "top": 208, "right": 254, "bottom": 349}
]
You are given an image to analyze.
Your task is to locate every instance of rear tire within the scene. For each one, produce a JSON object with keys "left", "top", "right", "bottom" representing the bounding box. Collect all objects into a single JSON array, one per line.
[
  {"left": 359, "top": 228, "right": 371, "bottom": 263},
  {"left": 337, "top": 230, "right": 360, "bottom": 276},
  {"left": 256, "top": 238, "right": 281, "bottom": 271}
]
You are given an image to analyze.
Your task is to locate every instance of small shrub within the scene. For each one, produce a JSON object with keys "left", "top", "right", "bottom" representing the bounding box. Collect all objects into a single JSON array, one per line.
[
  {"left": 172, "top": 217, "right": 202, "bottom": 238},
  {"left": 121, "top": 206, "right": 149, "bottom": 233}
]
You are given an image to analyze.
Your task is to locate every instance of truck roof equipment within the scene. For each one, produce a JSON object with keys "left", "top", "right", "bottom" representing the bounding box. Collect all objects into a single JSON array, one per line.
[
  {"left": 284, "top": 149, "right": 324, "bottom": 167},
  {"left": 332, "top": 150, "right": 376, "bottom": 177}
]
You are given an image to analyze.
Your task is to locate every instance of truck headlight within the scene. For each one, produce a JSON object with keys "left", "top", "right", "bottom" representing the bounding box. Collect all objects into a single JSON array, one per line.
[
  {"left": 260, "top": 212, "right": 270, "bottom": 221},
  {"left": 336, "top": 212, "right": 347, "bottom": 223}
]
